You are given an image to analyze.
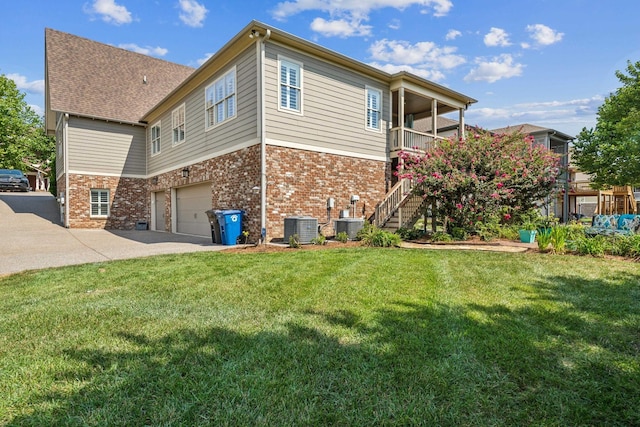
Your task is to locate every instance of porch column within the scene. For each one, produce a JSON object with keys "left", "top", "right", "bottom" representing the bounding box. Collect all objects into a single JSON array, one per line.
[
  {"left": 431, "top": 99, "right": 438, "bottom": 139},
  {"left": 399, "top": 87, "right": 405, "bottom": 150},
  {"left": 459, "top": 108, "right": 465, "bottom": 140}
]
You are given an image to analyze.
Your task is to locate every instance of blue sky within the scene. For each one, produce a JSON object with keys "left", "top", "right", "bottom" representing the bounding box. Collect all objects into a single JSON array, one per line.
[{"left": 1, "top": 0, "right": 638, "bottom": 137}]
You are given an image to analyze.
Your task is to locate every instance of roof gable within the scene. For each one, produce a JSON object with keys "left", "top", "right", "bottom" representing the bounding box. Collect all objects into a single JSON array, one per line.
[{"left": 45, "top": 28, "right": 194, "bottom": 128}]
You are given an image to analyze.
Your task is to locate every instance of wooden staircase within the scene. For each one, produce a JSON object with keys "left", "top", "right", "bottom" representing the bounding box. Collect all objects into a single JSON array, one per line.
[{"left": 372, "top": 179, "right": 429, "bottom": 231}]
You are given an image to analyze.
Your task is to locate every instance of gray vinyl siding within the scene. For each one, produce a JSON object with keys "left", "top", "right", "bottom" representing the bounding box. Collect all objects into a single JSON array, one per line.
[
  {"left": 67, "top": 117, "right": 146, "bottom": 176},
  {"left": 147, "top": 48, "right": 258, "bottom": 174},
  {"left": 264, "top": 43, "right": 389, "bottom": 159}
]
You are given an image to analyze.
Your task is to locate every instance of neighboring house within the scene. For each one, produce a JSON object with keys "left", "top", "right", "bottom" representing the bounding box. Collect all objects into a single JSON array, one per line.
[
  {"left": 45, "top": 21, "right": 476, "bottom": 241},
  {"left": 490, "top": 124, "right": 573, "bottom": 222}
]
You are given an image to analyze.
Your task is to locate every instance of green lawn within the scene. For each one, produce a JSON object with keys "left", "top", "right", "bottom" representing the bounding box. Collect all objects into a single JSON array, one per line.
[{"left": 1, "top": 248, "right": 639, "bottom": 426}]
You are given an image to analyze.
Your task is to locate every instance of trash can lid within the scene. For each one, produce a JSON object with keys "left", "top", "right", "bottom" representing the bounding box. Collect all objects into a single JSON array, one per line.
[{"left": 216, "top": 209, "right": 244, "bottom": 215}]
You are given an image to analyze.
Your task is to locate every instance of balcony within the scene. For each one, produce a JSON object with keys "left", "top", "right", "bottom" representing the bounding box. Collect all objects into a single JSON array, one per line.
[{"left": 389, "top": 127, "right": 445, "bottom": 154}]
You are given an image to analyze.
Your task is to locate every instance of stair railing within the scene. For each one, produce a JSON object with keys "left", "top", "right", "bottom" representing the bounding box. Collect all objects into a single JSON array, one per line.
[{"left": 374, "top": 179, "right": 413, "bottom": 228}]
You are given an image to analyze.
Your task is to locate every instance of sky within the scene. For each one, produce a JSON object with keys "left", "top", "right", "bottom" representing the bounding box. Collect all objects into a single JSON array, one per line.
[{"left": 1, "top": 0, "right": 639, "bottom": 138}]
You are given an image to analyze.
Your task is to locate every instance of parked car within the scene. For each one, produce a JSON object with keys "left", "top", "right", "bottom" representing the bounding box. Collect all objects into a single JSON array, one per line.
[{"left": 0, "top": 169, "right": 30, "bottom": 192}]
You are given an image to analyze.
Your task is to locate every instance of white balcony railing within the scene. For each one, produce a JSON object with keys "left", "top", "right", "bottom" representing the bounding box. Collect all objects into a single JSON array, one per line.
[{"left": 390, "top": 128, "right": 444, "bottom": 152}]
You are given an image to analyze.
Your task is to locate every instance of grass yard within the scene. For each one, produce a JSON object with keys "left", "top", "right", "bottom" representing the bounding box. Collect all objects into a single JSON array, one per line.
[{"left": 1, "top": 247, "right": 639, "bottom": 426}]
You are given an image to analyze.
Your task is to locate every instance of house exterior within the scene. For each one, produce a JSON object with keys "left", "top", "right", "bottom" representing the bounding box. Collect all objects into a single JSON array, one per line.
[{"left": 45, "top": 21, "right": 476, "bottom": 241}]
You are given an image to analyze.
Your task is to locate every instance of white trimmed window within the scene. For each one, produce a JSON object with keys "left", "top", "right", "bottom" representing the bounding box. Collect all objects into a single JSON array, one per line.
[
  {"left": 206, "top": 68, "right": 236, "bottom": 128},
  {"left": 90, "top": 189, "right": 109, "bottom": 217},
  {"left": 151, "top": 122, "right": 161, "bottom": 155},
  {"left": 279, "top": 57, "right": 302, "bottom": 113},
  {"left": 366, "top": 87, "right": 382, "bottom": 131},
  {"left": 172, "top": 104, "right": 185, "bottom": 145}
]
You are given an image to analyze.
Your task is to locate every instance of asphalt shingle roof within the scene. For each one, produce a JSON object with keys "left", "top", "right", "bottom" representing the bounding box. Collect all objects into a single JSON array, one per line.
[{"left": 45, "top": 28, "right": 194, "bottom": 124}]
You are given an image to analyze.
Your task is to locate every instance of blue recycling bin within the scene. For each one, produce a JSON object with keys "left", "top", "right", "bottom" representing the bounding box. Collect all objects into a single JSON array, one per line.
[{"left": 215, "top": 209, "right": 244, "bottom": 245}]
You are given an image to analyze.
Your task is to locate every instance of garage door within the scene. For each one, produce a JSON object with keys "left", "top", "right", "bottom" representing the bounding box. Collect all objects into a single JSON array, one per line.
[{"left": 176, "top": 183, "right": 212, "bottom": 237}]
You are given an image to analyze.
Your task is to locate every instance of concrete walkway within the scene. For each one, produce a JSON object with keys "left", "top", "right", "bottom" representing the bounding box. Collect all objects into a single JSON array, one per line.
[{"left": 0, "top": 192, "right": 227, "bottom": 276}]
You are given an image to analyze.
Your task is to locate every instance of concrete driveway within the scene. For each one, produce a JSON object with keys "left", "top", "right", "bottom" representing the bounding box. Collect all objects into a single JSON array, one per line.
[{"left": 0, "top": 192, "right": 227, "bottom": 276}]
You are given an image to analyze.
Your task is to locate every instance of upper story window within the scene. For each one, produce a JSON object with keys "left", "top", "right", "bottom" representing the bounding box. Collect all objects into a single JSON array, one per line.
[
  {"left": 172, "top": 104, "right": 185, "bottom": 145},
  {"left": 90, "top": 189, "right": 109, "bottom": 217},
  {"left": 205, "top": 67, "right": 236, "bottom": 128},
  {"left": 366, "top": 87, "right": 382, "bottom": 131},
  {"left": 279, "top": 57, "right": 302, "bottom": 113},
  {"left": 151, "top": 122, "right": 161, "bottom": 155}
]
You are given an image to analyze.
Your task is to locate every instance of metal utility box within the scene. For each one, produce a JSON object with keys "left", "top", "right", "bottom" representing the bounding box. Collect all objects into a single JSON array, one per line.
[
  {"left": 334, "top": 218, "right": 364, "bottom": 240},
  {"left": 284, "top": 216, "right": 318, "bottom": 244}
]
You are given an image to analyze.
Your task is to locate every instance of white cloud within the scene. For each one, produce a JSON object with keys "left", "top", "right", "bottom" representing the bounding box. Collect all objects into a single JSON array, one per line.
[
  {"left": 272, "top": 0, "right": 452, "bottom": 37},
  {"left": 6, "top": 73, "right": 44, "bottom": 95},
  {"left": 195, "top": 52, "right": 214, "bottom": 66},
  {"left": 484, "top": 27, "right": 511, "bottom": 47},
  {"left": 29, "top": 104, "right": 44, "bottom": 117},
  {"left": 465, "top": 95, "right": 603, "bottom": 136},
  {"left": 273, "top": 0, "right": 453, "bottom": 19},
  {"left": 388, "top": 19, "right": 401, "bottom": 30},
  {"left": 464, "top": 54, "right": 524, "bottom": 83},
  {"left": 178, "top": 0, "right": 208, "bottom": 28},
  {"left": 369, "top": 39, "right": 465, "bottom": 69},
  {"left": 83, "top": 0, "right": 132, "bottom": 25},
  {"left": 310, "top": 17, "right": 372, "bottom": 37},
  {"left": 118, "top": 43, "right": 168, "bottom": 57},
  {"left": 368, "top": 62, "right": 445, "bottom": 81},
  {"left": 445, "top": 29, "right": 461, "bottom": 40},
  {"left": 525, "top": 24, "right": 563, "bottom": 47}
]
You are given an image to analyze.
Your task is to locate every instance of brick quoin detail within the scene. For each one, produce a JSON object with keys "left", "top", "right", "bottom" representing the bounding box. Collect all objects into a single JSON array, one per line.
[
  {"left": 66, "top": 174, "right": 148, "bottom": 229},
  {"left": 265, "top": 146, "right": 386, "bottom": 240}
]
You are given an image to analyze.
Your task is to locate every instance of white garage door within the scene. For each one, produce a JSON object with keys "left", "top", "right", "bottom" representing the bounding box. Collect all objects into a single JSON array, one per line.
[{"left": 176, "top": 183, "right": 212, "bottom": 237}]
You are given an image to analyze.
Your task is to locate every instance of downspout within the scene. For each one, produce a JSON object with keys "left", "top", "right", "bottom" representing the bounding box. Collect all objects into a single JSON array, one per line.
[
  {"left": 64, "top": 113, "right": 70, "bottom": 228},
  {"left": 259, "top": 29, "right": 271, "bottom": 243}
]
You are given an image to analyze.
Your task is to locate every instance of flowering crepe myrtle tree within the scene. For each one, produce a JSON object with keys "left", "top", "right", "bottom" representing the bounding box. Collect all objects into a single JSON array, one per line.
[{"left": 396, "top": 130, "right": 562, "bottom": 234}]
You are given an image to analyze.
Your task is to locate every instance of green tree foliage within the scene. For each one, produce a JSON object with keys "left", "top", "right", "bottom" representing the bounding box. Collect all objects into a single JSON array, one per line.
[
  {"left": 0, "top": 74, "right": 54, "bottom": 171},
  {"left": 398, "top": 130, "right": 561, "bottom": 234},
  {"left": 572, "top": 60, "right": 640, "bottom": 188}
]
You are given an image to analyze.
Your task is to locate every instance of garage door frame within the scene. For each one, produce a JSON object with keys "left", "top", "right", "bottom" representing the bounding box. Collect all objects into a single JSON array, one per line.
[{"left": 171, "top": 182, "right": 212, "bottom": 237}]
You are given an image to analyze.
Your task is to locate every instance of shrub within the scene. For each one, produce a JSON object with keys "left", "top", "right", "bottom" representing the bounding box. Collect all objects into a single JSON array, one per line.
[
  {"left": 310, "top": 235, "right": 327, "bottom": 245},
  {"left": 451, "top": 227, "right": 469, "bottom": 241},
  {"left": 397, "top": 131, "right": 562, "bottom": 236},
  {"left": 498, "top": 225, "right": 519, "bottom": 241},
  {"left": 564, "top": 222, "right": 586, "bottom": 241},
  {"left": 356, "top": 223, "right": 401, "bottom": 247},
  {"left": 475, "top": 221, "right": 500, "bottom": 242},
  {"left": 396, "top": 227, "right": 426, "bottom": 241},
  {"left": 575, "top": 235, "right": 607, "bottom": 257},
  {"left": 335, "top": 231, "right": 349, "bottom": 243},
  {"left": 288, "top": 234, "right": 301, "bottom": 248},
  {"left": 609, "top": 234, "right": 640, "bottom": 258},
  {"left": 431, "top": 231, "right": 453, "bottom": 242}
]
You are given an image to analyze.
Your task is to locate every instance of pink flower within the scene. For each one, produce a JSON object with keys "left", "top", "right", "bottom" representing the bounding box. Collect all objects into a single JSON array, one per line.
[
  {"left": 504, "top": 213, "right": 511, "bottom": 220},
  {"left": 456, "top": 203, "right": 463, "bottom": 209},
  {"left": 491, "top": 193, "right": 500, "bottom": 199},
  {"left": 496, "top": 182, "right": 504, "bottom": 189}
]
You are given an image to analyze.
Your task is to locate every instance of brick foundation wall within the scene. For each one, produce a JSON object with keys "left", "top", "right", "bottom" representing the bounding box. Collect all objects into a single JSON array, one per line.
[
  {"left": 148, "top": 145, "right": 262, "bottom": 239},
  {"left": 63, "top": 144, "right": 388, "bottom": 240},
  {"left": 67, "top": 174, "right": 148, "bottom": 229},
  {"left": 265, "top": 146, "right": 387, "bottom": 240}
]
